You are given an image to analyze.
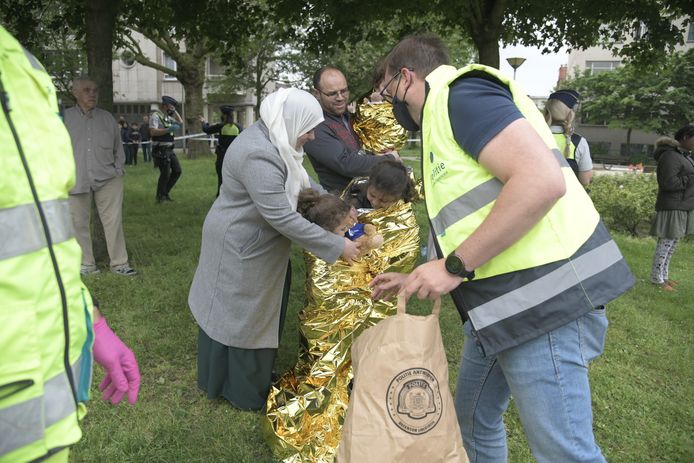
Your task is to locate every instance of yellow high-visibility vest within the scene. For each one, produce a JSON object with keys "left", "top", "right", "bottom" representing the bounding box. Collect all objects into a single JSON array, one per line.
[
  {"left": 421, "top": 64, "right": 634, "bottom": 355},
  {"left": 0, "top": 25, "right": 94, "bottom": 463}
]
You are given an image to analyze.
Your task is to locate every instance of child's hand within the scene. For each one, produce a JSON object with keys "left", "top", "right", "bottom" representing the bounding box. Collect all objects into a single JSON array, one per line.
[{"left": 341, "top": 237, "right": 362, "bottom": 265}]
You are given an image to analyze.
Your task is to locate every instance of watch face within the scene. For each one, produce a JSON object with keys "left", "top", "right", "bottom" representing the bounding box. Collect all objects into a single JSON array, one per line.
[{"left": 445, "top": 254, "right": 464, "bottom": 275}]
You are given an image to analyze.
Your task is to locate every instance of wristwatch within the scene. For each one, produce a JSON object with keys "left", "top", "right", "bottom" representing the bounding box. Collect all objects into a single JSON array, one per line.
[{"left": 444, "top": 252, "right": 475, "bottom": 280}]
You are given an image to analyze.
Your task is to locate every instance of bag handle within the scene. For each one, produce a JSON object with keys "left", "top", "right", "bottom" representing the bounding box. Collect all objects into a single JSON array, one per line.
[{"left": 397, "top": 294, "right": 441, "bottom": 316}]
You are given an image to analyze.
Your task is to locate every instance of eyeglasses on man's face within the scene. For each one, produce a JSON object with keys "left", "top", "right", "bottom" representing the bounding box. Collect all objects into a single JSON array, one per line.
[
  {"left": 379, "top": 71, "right": 401, "bottom": 104},
  {"left": 379, "top": 68, "right": 413, "bottom": 103},
  {"left": 316, "top": 87, "right": 350, "bottom": 98}
]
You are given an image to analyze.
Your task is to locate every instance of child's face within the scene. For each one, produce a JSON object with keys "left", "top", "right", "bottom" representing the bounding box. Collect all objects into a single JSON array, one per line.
[
  {"left": 332, "top": 214, "right": 355, "bottom": 235},
  {"left": 366, "top": 186, "right": 399, "bottom": 209}
]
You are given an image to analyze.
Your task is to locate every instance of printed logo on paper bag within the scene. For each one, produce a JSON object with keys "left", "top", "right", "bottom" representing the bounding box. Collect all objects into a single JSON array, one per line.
[{"left": 386, "top": 367, "right": 443, "bottom": 435}]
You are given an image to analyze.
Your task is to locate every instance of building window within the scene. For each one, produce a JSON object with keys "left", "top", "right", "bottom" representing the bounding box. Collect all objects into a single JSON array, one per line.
[
  {"left": 114, "top": 104, "right": 150, "bottom": 121},
  {"left": 163, "top": 53, "right": 177, "bottom": 80},
  {"left": 620, "top": 143, "right": 654, "bottom": 157},
  {"left": 688, "top": 23, "right": 694, "bottom": 42},
  {"left": 585, "top": 61, "right": 620, "bottom": 74},
  {"left": 120, "top": 50, "right": 136, "bottom": 68},
  {"left": 207, "top": 58, "right": 226, "bottom": 77},
  {"left": 588, "top": 141, "right": 611, "bottom": 156},
  {"left": 633, "top": 22, "right": 648, "bottom": 40}
]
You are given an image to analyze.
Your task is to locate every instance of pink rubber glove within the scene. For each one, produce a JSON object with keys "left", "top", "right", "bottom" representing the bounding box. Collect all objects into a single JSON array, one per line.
[{"left": 92, "top": 317, "right": 141, "bottom": 405}]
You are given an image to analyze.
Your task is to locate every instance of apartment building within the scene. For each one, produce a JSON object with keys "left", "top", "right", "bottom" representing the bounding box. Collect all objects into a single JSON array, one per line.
[
  {"left": 565, "top": 20, "right": 693, "bottom": 163},
  {"left": 111, "top": 31, "right": 263, "bottom": 131}
]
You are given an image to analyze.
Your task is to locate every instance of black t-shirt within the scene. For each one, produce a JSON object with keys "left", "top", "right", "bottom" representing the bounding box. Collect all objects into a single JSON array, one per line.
[{"left": 447, "top": 76, "right": 524, "bottom": 160}]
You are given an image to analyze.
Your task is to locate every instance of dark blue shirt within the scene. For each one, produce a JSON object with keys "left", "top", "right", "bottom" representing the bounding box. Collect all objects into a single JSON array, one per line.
[{"left": 447, "top": 77, "right": 524, "bottom": 160}]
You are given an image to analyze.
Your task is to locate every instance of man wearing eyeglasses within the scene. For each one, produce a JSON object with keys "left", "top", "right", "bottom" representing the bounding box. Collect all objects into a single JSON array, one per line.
[
  {"left": 370, "top": 34, "right": 634, "bottom": 463},
  {"left": 305, "top": 66, "right": 399, "bottom": 194}
]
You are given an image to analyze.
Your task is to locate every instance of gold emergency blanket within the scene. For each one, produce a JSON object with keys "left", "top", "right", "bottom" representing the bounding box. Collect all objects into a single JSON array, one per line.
[
  {"left": 263, "top": 196, "right": 420, "bottom": 463},
  {"left": 352, "top": 101, "right": 408, "bottom": 154}
]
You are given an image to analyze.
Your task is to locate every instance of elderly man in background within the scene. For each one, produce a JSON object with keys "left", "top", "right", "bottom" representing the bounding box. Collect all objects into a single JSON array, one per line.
[
  {"left": 304, "top": 66, "right": 399, "bottom": 194},
  {"left": 63, "top": 76, "right": 137, "bottom": 276}
]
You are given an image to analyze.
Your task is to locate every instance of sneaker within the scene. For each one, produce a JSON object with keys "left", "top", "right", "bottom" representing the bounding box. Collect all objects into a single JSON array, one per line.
[
  {"left": 111, "top": 265, "right": 138, "bottom": 277},
  {"left": 80, "top": 265, "right": 100, "bottom": 276}
]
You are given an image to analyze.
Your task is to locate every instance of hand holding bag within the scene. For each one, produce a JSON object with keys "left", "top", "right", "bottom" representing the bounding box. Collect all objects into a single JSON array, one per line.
[{"left": 337, "top": 296, "right": 468, "bottom": 462}]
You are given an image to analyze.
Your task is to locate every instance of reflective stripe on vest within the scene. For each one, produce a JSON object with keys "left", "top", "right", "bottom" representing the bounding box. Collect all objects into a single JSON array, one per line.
[
  {"left": 429, "top": 148, "right": 565, "bottom": 235},
  {"left": 0, "top": 199, "right": 73, "bottom": 260},
  {"left": 0, "top": 357, "right": 82, "bottom": 456},
  {"left": 465, "top": 222, "right": 635, "bottom": 354},
  {"left": 468, "top": 238, "right": 622, "bottom": 330}
]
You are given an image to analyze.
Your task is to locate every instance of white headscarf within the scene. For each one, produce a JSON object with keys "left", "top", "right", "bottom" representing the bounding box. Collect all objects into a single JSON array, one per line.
[{"left": 259, "top": 88, "right": 324, "bottom": 209}]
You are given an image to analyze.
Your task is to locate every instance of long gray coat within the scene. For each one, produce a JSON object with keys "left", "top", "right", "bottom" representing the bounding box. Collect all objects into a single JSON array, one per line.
[{"left": 188, "top": 121, "right": 344, "bottom": 349}]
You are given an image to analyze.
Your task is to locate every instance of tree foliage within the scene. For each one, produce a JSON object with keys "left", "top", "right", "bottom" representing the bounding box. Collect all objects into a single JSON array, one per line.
[
  {"left": 564, "top": 49, "right": 694, "bottom": 157},
  {"left": 275, "top": 0, "right": 692, "bottom": 68},
  {"left": 0, "top": 0, "right": 86, "bottom": 99},
  {"left": 116, "top": 0, "right": 263, "bottom": 157}
]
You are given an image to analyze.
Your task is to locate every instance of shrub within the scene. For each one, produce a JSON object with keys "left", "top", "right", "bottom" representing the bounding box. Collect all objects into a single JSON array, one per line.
[{"left": 588, "top": 173, "right": 657, "bottom": 236}]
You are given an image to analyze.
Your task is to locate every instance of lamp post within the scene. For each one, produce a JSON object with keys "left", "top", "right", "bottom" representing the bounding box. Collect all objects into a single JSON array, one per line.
[{"left": 506, "top": 57, "right": 526, "bottom": 80}]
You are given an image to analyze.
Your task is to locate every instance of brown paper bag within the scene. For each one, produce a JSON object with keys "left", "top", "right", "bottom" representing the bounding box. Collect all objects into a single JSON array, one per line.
[{"left": 337, "top": 297, "right": 469, "bottom": 463}]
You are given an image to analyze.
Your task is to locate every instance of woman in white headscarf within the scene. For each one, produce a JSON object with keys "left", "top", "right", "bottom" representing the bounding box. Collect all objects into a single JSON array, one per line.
[{"left": 189, "top": 88, "right": 361, "bottom": 410}]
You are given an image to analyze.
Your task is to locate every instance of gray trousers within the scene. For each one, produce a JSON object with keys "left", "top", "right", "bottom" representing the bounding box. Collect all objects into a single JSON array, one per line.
[{"left": 68, "top": 176, "right": 129, "bottom": 269}]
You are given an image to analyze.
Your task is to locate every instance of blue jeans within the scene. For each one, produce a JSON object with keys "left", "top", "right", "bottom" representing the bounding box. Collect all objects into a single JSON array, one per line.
[{"left": 455, "top": 307, "right": 608, "bottom": 463}]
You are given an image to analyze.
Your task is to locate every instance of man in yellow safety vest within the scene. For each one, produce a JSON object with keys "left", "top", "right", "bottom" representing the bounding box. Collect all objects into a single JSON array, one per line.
[{"left": 371, "top": 34, "right": 634, "bottom": 463}]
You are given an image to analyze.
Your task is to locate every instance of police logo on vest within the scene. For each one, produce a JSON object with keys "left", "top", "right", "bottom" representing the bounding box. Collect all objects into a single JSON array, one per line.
[
  {"left": 429, "top": 151, "right": 447, "bottom": 185},
  {"left": 430, "top": 161, "right": 447, "bottom": 184},
  {"left": 386, "top": 367, "right": 443, "bottom": 435}
]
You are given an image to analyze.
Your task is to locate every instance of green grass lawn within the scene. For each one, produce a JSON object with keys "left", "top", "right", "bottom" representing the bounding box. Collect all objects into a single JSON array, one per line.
[{"left": 71, "top": 154, "right": 693, "bottom": 462}]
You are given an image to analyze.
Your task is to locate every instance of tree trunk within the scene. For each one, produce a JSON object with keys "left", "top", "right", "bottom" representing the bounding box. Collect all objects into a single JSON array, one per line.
[
  {"left": 467, "top": 0, "right": 505, "bottom": 68},
  {"left": 84, "top": 0, "right": 120, "bottom": 113},
  {"left": 625, "top": 127, "right": 632, "bottom": 160},
  {"left": 84, "top": 0, "right": 119, "bottom": 259},
  {"left": 474, "top": 36, "right": 500, "bottom": 68},
  {"left": 178, "top": 57, "right": 209, "bottom": 159}
]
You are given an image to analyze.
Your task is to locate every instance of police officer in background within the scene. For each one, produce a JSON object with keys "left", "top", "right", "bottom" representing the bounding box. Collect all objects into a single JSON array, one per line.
[
  {"left": 150, "top": 95, "right": 183, "bottom": 203},
  {"left": 1, "top": 25, "right": 140, "bottom": 463},
  {"left": 544, "top": 89, "right": 594, "bottom": 186},
  {"left": 199, "top": 105, "right": 242, "bottom": 196}
]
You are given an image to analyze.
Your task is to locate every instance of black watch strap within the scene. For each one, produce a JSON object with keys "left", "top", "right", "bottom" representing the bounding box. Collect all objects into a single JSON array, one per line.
[{"left": 445, "top": 252, "right": 475, "bottom": 280}]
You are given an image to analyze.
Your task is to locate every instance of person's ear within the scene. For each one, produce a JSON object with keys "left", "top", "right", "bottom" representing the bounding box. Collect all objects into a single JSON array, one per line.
[
  {"left": 311, "top": 88, "right": 321, "bottom": 99},
  {"left": 401, "top": 68, "right": 415, "bottom": 87}
]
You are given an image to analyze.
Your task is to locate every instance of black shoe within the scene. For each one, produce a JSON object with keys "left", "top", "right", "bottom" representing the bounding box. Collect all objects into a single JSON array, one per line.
[
  {"left": 156, "top": 196, "right": 164, "bottom": 203},
  {"left": 164, "top": 194, "right": 173, "bottom": 202}
]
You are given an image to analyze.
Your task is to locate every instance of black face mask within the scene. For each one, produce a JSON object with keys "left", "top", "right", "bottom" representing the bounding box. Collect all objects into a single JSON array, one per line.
[
  {"left": 392, "top": 95, "right": 420, "bottom": 131},
  {"left": 390, "top": 78, "right": 420, "bottom": 131}
]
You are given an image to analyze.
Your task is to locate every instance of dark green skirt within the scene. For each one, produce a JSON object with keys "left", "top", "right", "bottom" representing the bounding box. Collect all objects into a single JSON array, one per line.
[{"left": 197, "top": 263, "right": 291, "bottom": 411}]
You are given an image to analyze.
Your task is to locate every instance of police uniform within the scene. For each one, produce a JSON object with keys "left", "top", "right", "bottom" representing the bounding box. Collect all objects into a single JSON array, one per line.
[
  {"left": 547, "top": 90, "right": 592, "bottom": 179},
  {"left": 150, "top": 96, "right": 182, "bottom": 202},
  {"left": 201, "top": 105, "right": 241, "bottom": 196}
]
